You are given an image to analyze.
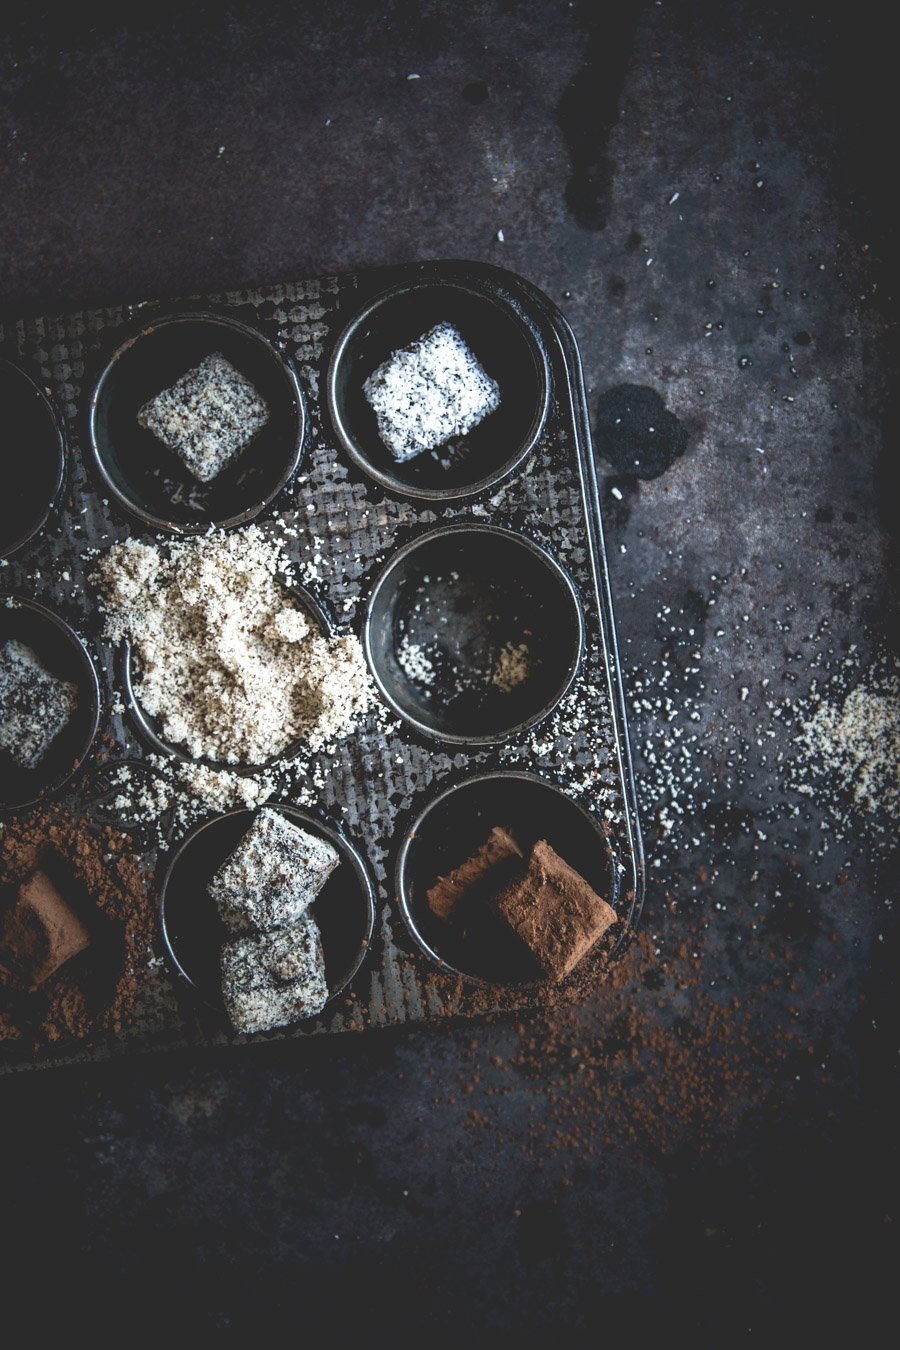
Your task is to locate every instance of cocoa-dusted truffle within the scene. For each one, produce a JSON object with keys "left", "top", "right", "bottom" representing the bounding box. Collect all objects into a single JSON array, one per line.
[
  {"left": 137, "top": 351, "right": 269, "bottom": 482},
  {"left": 0, "top": 639, "right": 78, "bottom": 770},
  {"left": 0, "top": 868, "right": 90, "bottom": 989},
  {"left": 486, "top": 839, "right": 616, "bottom": 981},
  {"left": 220, "top": 915, "right": 328, "bottom": 1033},
  {"left": 426, "top": 825, "right": 522, "bottom": 922},
  {"left": 207, "top": 808, "right": 339, "bottom": 935}
]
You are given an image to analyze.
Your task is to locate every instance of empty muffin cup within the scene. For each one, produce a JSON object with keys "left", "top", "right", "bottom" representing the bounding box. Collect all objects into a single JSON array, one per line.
[
  {"left": 327, "top": 277, "right": 549, "bottom": 501},
  {"left": 0, "top": 359, "right": 66, "bottom": 558},
  {"left": 160, "top": 806, "right": 376, "bottom": 1019},
  {"left": 0, "top": 597, "right": 100, "bottom": 812},
  {"left": 397, "top": 770, "right": 621, "bottom": 984},
  {"left": 364, "top": 523, "right": 583, "bottom": 743},
  {"left": 89, "top": 311, "right": 305, "bottom": 533},
  {"left": 122, "top": 584, "right": 332, "bottom": 770}
]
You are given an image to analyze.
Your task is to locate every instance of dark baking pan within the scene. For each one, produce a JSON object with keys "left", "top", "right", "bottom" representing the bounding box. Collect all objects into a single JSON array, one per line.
[{"left": 0, "top": 259, "right": 644, "bottom": 1068}]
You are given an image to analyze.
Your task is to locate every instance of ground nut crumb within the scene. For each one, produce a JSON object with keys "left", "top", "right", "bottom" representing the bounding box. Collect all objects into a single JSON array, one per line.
[
  {"left": 175, "top": 762, "right": 271, "bottom": 811},
  {"left": 794, "top": 669, "right": 900, "bottom": 820},
  {"left": 491, "top": 641, "right": 531, "bottom": 693},
  {"left": 94, "top": 526, "right": 373, "bottom": 764}
]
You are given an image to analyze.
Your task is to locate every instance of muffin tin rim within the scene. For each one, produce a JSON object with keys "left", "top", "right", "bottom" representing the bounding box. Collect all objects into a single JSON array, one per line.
[
  {"left": 158, "top": 802, "right": 378, "bottom": 1019},
  {"left": 0, "top": 593, "right": 101, "bottom": 813},
  {"left": 362, "top": 519, "right": 586, "bottom": 746},
  {"left": 86, "top": 307, "right": 307, "bottom": 535},
  {"left": 394, "top": 766, "right": 624, "bottom": 986},
  {"left": 326, "top": 274, "right": 551, "bottom": 503},
  {"left": 119, "top": 581, "right": 335, "bottom": 772},
  {"left": 0, "top": 357, "right": 67, "bottom": 560}
]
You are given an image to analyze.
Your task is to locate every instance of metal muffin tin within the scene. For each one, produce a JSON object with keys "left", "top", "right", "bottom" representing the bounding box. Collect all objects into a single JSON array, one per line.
[
  {"left": 0, "top": 259, "right": 645, "bottom": 1066},
  {"left": 0, "top": 358, "right": 66, "bottom": 558}
]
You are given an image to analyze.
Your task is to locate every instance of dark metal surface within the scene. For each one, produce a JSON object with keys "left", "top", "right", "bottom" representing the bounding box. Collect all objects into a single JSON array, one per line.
[{"left": 1, "top": 1, "right": 896, "bottom": 1339}]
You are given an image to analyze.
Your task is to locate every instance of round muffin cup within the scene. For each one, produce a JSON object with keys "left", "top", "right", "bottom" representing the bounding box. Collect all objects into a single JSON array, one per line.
[
  {"left": 397, "top": 770, "right": 621, "bottom": 985},
  {"left": 160, "top": 806, "right": 376, "bottom": 1019},
  {"left": 0, "top": 360, "right": 66, "bottom": 558},
  {"left": 89, "top": 311, "right": 305, "bottom": 533},
  {"left": 121, "top": 584, "right": 332, "bottom": 772},
  {"left": 0, "top": 597, "right": 100, "bottom": 812},
  {"left": 364, "top": 523, "right": 583, "bottom": 744},
  {"left": 327, "top": 278, "right": 549, "bottom": 501}
]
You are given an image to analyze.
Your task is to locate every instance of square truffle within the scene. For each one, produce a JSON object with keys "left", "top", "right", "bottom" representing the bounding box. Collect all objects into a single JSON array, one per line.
[
  {"left": 220, "top": 916, "right": 328, "bottom": 1033},
  {"left": 0, "top": 639, "right": 78, "bottom": 770},
  {"left": 426, "top": 825, "right": 523, "bottom": 923},
  {"left": 486, "top": 839, "right": 616, "bottom": 981},
  {"left": 0, "top": 869, "right": 90, "bottom": 989},
  {"left": 207, "top": 808, "right": 340, "bottom": 935},
  {"left": 362, "top": 321, "right": 500, "bottom": 461},
  {"left": 137, "top": 351, "right": 269, "bottom": 483}
]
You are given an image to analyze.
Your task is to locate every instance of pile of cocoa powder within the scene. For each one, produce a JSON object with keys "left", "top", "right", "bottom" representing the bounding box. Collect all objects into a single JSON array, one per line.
[{"left": 0, "top": 804, "right": 157, "bottom": 1047}]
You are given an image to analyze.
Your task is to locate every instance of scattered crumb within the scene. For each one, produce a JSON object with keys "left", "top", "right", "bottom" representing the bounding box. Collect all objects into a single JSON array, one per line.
[{"left": 793, "top": 663, "right": 900, "bottom": 823}]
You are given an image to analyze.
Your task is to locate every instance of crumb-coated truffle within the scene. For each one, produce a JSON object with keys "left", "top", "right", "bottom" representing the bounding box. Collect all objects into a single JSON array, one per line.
[
  {"left": 137, "top": 351, "right": 269, "bottom": 482},
  {"left": 220, "top": 915, "right": 328, "bottom": 1033},
  {"left": 362, "top": 322, "right": 500, "bottom": 461},
  {"left": 0, "top": 868, "right": 90, "bottom": 989},
  {"left": 486, "top": 838, "right": 616, "bottom": 981},
  {"left": 207, "top": 808, "right": 339, "bottom": 934},
  {"left": 0, "top": 638, "right": 78, "bottom": 769}
]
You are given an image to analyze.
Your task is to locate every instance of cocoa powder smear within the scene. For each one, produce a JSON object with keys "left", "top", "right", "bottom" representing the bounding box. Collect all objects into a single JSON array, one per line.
[{"left": 0, "top": 804, "right": 157, "bottom": 1046}]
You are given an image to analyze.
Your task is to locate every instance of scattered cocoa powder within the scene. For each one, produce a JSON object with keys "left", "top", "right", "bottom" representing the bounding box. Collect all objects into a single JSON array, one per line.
[
  {"left": 427, "top": 912, "right": 822, "bottom": 1164},
  {"left": 0, "top": 805, "right": 157, "bottom": 1046}
]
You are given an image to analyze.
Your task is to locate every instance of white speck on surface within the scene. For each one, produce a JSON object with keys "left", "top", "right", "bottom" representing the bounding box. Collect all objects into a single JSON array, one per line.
[{"left": 398, "top": 635, "right": 435, "bottom": 687}]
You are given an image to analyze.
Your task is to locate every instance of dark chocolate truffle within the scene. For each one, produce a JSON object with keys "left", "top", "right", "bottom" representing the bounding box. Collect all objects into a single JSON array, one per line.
[
  {"left": 426, "top": 825, "right": 523, "bottom": 922},
  {"left": 486, "top": 839, "right": 616, "bottom": 981},
  {"left": 0, "top": 868, "right": 90, "bottom": 989}
]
